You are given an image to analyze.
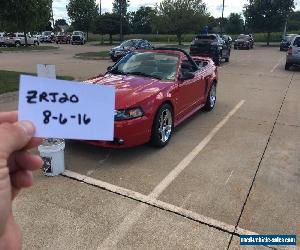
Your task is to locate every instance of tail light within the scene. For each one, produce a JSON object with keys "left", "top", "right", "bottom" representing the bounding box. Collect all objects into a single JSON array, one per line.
[{"left": 287, "top": 47, "right": 292, "bottom": 55}]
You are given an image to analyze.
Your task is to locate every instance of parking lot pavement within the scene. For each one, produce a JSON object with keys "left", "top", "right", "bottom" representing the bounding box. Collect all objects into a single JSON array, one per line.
[
  {"left": 0, "top": 43, "right": 113, "bottom": 80},
  {"left": 1, "top": 46, "right": 299, "bottom": 249}
]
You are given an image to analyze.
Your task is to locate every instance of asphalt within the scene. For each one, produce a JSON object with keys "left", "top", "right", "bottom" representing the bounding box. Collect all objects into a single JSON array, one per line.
[{"left": 1, "top": 44, "right": 299, "bottom": 249}]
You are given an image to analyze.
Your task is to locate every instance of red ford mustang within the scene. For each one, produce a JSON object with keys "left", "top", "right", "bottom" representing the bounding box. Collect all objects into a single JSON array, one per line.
[{"left": 85, "top": 48, "right": 218, "bottom": 148}]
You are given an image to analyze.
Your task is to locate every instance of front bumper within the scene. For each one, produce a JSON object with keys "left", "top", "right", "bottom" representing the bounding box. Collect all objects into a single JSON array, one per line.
[
  {"left": 83, "top": 116, "right": 153, "bottom": 148},
  {"left": 234, "top": 43, "right": 249, "bottom": 48}
]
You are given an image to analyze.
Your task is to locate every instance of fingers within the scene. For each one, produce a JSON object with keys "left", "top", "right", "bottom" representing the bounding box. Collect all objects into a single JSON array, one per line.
[
  {"left": 10, "top": 170, "right": 33, "bottom": 190},
  {"left": 23, "top": 137, "right": 43, "bottom": 150},
  {"left": 8, "top": 151, "right": 43, "bottom": 173},
  {"left": 0, "top": 111, "right": 18, "bottom": 124},
  {"left": 0, "top": 121, "right": 35, "bottom": 160}
]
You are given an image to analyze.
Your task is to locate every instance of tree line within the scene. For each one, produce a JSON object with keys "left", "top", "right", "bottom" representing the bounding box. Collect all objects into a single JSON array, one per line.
[{"left": 0, "top": 0, "right": 298, "bottom": 45}]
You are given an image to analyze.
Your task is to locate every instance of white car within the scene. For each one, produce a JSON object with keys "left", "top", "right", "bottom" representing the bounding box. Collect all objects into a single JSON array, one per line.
[
  {"left": 5, "top": 32, "right": 39, "bottom": 47},
  {"left": 0, "top": 32, "right": 5, "bottom": 46},
  {"left": 285, "top": 35, "right": 300, "bottom": 70}
]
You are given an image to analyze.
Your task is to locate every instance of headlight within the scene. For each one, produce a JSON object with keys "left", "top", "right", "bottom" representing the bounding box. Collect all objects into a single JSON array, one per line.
[{"left": 115, "top": 107, "right": 144, "bottom": 121}]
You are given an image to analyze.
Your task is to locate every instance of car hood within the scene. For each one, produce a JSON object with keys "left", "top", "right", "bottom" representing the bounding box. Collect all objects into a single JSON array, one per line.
[{"left": 87, "top": 74, "right": 171, "bottom": 109}]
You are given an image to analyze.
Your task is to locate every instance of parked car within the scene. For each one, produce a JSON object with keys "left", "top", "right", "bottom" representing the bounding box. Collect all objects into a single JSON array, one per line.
[
  {"left": 56, "top": 32, "right": 71, "bottom": 44},
  {"left": 280, "top": 34, "right": 298, "bottom": 51},
  {"left": 4, "top": 32, "right": 39, "bottom": 47},
  {"left": 84, "top": 48, "right": 218, "bottom": 148},
  {"left": 71, "top": 31, "right": 86, "bottom": 45},
  {"left": 40, "top": 31, "right": 55, "bottom": 43},
  {"left": 222, "top": 35, "right": 233, "bottom": 47},
  {"left": 110, "top": 39, "right": 154, "bottom": 62},
  {"left": 0, "top": 32, "right": 5, "bottom": 46},
  {"left": 190, "top": 34, "right": 231, "bottom": 65},
  {"left": 285, "top": 35, "right": 300, "bottom": 70},
  {"left": 234, "top": 34, "right": 254, "bottom": 50}
]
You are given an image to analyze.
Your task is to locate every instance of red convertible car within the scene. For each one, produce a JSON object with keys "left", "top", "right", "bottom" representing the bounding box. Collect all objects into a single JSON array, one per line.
[{"left": 85, "top": 48, "right": 218, "bottom": 148}]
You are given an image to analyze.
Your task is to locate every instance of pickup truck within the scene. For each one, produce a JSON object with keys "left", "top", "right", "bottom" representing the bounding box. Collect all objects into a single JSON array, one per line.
[
  {"left": 190, "top": 34, "right": 231, "bottom": 66},
  {"left": 4, "top": 33, "right": 39, "bottom": 47},
  {"left": 71, "top": 31, "right": 86, "bottom": 45}
]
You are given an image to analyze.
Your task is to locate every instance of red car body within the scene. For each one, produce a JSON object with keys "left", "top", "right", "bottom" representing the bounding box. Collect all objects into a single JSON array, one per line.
[{"left": 85, "top": 49, "right": 218, "bottom": 148}]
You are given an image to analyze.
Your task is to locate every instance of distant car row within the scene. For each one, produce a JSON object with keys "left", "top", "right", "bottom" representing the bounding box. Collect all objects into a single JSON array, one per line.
[
  {"left": 0, "top": 31, "right": 86, "bottom": 47},
  {"left": 109, "top": 34, "right": 255, "bottom": 67}
]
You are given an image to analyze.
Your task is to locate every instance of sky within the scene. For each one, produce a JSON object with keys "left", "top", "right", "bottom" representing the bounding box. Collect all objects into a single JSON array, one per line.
[{"left": 53, "top": 0, "right": 300, "bottom": 22}]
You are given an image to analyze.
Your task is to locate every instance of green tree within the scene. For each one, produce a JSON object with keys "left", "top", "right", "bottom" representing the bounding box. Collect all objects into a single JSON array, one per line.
[
  {"left": 130, "top": 6, "right": 155, "bottom": 34},
  {"left": 244, "top": 0, "right": 295, "bottom": 45},
  {"left": 157, "top": 0, "right": 209, "bottom": 45},
  {"left": 67, "top": 0, "right": 98, "bottom": 41},
  {"left": 93, "top": 13, "right": 121, "bottom": 44},
  {"left": 112, "top": 0, "right": 130, "bottom": 41},
  {"left": 0, "top": 0, "right": 52, "bottom": 45},
  {"left": 225, "top": 13, "right": 244, "bottom": 34},
  {"left": 287, "top": 11, "right": 300, "bottom": 31}
]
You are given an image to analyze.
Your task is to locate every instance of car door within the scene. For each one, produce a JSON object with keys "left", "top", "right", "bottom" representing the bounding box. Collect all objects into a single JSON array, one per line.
[
  {"left": 177, "top": 59, "right": 205, "bottom": 118},
  {"left": 292, "top": 37, "right": 300, "bottom": 59}
]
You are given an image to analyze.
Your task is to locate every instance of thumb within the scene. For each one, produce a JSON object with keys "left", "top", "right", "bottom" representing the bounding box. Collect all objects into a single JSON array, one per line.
[{"left": 0, "top": 121, "right": 35, "bottom": 160}]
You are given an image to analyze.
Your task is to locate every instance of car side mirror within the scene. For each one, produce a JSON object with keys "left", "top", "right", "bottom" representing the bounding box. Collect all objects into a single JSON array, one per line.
[{"left": 179, "top": 72, "right": 195, "bottom": 81}]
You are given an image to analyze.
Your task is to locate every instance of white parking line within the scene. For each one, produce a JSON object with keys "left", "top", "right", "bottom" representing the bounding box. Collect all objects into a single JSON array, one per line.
[
  {"left": 270, "top": 57, "right": 284, "bottom": 73},
  {"left": 63, "top": 100, "right": 245, "bottom": 248},
  {"left": 96, "top": 100, "right": 245, "bottom": 249}
]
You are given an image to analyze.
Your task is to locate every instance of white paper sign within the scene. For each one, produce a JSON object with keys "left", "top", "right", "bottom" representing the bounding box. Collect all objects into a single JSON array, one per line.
[
  {"left": 37, "top": 64, "right": 56, "bottom": 79},
  {"left": 18, "top": 75, "right": 115, "bottom": 141}
]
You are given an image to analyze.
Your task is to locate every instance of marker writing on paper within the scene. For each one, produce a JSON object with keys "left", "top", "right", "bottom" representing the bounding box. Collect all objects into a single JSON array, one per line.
[
  {"left": 42, "top": 111, "right": 91, "bottom": 125},
  {"left": 26, "top": 90, "right": 79, "bottom": 104}
]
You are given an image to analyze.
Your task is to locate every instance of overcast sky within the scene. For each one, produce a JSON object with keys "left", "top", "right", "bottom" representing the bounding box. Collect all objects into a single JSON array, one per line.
[{"left": 53, "top": 0, "right": 300, "bottom": 21}]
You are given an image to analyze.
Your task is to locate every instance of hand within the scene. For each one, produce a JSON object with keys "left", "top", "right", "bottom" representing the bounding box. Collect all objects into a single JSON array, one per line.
[{"left": 0, "top": 111, "right": 42, "bottom": 249}]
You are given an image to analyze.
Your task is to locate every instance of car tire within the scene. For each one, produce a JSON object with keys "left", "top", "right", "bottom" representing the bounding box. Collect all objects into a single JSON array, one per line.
[
  {"left": 15, "top": 41, "right": 21, "bottom": 47},
  {"left": 203, "top": 83, "right": 217, "bottom": 112},
  {"left": 34, "top": 41, "right": 39, "bottom": 46},
  {"left": 285, "top": 63, "right": 291, "bottom": 71},
  {"left": 214, "top": 53, "right": 221, "bottom": 66},
  {"left": 225, "top": 57, "right": 229, "bottom": 62},
  {"left": 150, "top": 104, "right": 173, "bottom": 148}
]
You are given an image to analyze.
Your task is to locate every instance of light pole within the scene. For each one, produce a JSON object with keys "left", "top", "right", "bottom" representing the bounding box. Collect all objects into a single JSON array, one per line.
[{"left": 220, "top": 0, "right": 225, "bottom": 34}]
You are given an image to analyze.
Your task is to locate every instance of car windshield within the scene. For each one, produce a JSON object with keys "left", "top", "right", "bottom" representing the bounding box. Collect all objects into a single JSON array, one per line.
[
  {"left": 195, "top": 35, "right": 216, "bottom": 40},
  {"left": 293, "top": 37, "right": 300, "bottom": 47},
  {"left": 73, "top": 32, "right": 81, "bottom": 35},
  {"left": 237, "top": 35, "right": 249, "bottom": 39},
  {"left": 284, "top": 35, "right": 296, "bottom": 42},
  {"left": 44, "top": 31, "right": 52, "bottom": 35},
  {"left": 110, "top": 52, "right": 179, "bottom": 81},
  {"left": 120, "top": 40, "right": 139, "bottom": 48}
]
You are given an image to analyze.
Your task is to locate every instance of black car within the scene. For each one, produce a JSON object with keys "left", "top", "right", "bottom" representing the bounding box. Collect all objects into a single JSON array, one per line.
[
  {"left": 190, "top": 34, "right": 231, "bottom": 66},
  {"left": 234, "top": 34, "right": 254, "bottom": 50},
  {"left": 280, "top": 34, "right": 297, "bottom": 51},
  {"left": 110, "top": 39, "right": 153, "bottom": 62}
]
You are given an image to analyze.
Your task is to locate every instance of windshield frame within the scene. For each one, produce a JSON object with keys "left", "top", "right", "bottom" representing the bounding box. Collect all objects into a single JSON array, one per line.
[{"left": 109, "top": 51, "right": 180, "bottom": 82}]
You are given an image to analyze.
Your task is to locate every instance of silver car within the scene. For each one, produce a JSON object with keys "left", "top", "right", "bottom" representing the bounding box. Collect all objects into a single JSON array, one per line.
[{"left": 285, "top": 35, "right": 300, "bottom": 70}]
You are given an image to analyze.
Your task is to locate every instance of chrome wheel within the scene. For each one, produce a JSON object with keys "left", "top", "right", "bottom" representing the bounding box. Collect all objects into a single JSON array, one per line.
[{"left": 158, "top": 109, "right": 172, "bottom": 143}]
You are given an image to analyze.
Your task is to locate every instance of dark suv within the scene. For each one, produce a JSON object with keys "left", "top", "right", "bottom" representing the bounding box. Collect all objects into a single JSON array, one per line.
[
  {"left": 190, "top": 34, "right": 231, "bottom": 66},
  {"left": 234, "top": 34, "right": 254, "bottom": 50}
]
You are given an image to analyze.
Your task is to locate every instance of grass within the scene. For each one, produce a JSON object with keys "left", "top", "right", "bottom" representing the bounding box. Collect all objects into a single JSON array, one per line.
[
  {"left": 0, "top": 70, "right": 74, "bottom": 94},
  {"left": 0, "top": 45, "right": 59, "bottom": 52},
  {"left": 74, "top": 51, "right": 110, "bottom": 60}
]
